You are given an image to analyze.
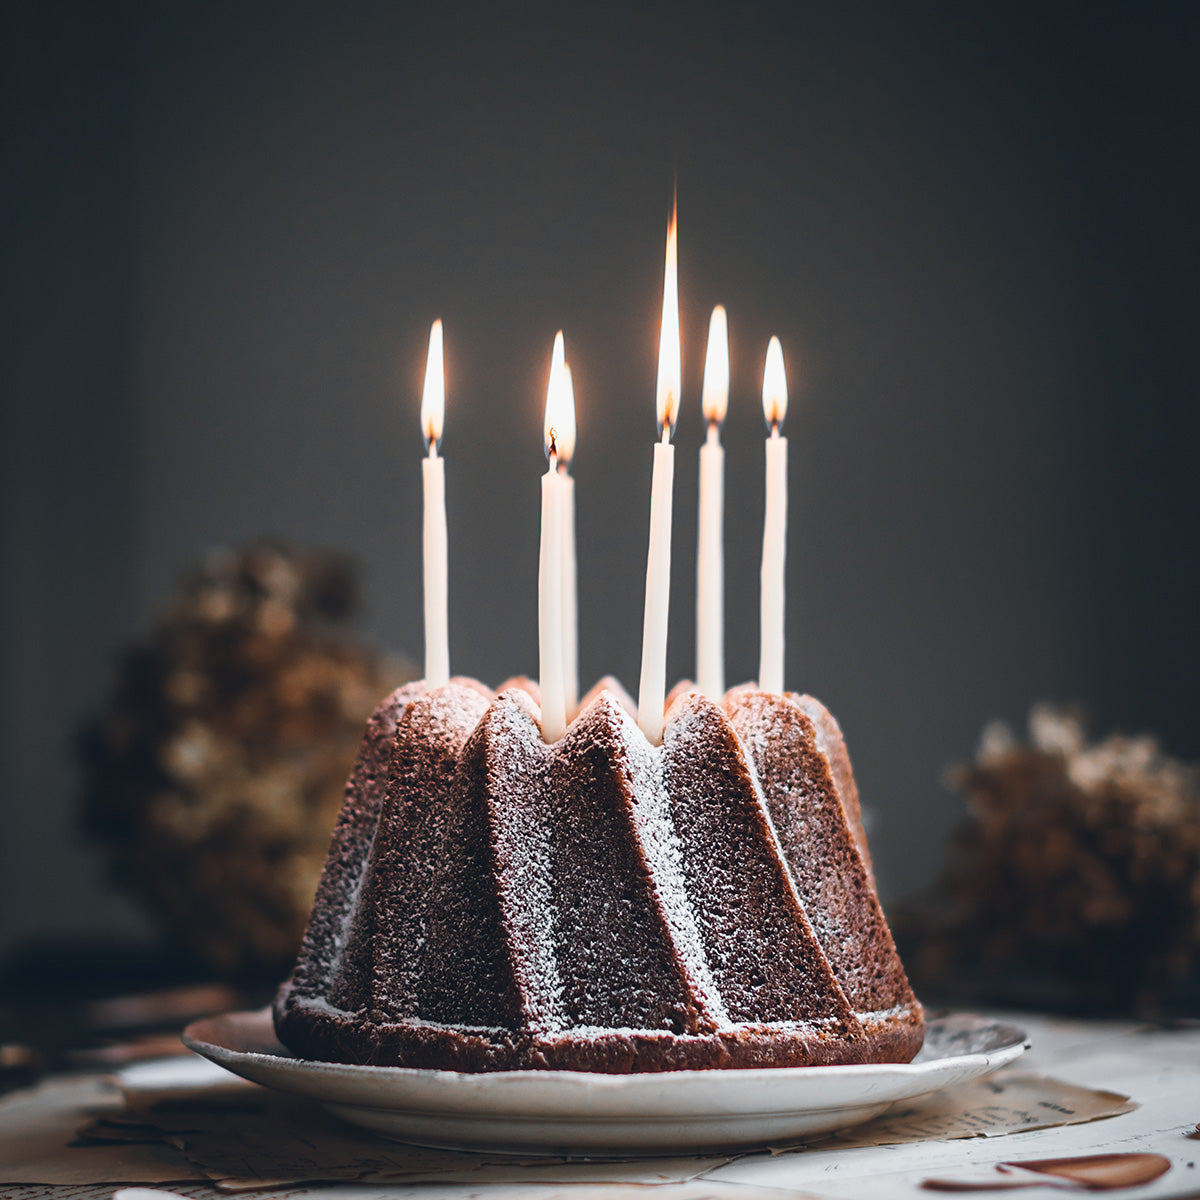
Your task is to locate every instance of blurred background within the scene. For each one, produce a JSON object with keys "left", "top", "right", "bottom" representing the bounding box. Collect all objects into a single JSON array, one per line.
[{"left": 2, "top": 2, "right": 1197, "bottom": 1008}]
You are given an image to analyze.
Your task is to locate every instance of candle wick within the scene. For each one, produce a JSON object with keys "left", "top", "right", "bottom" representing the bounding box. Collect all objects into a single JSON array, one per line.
[
  {"left": 547, "top": 428, "right": 558, "bottom": 460},
  {"left": 426, "top": 438, "right": 439, "bottom": 459},
  {"left": 707, "top": 419, "right": 720, "bottom": 446},
  {"left": 660, "top": 418, "right": 672, "bottom": 445},
  {"left": 770, "top": 420, "right": 781, "bottom": 439}
]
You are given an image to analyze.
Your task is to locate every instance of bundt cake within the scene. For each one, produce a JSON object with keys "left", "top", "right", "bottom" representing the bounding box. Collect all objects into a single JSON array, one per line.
[{"left": 273, "top": 677, "right": 923, "bottom": 1072}]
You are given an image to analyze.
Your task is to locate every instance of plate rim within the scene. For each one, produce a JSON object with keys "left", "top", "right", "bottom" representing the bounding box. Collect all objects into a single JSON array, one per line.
[
  {"left": 183, "top": 1008, "right": 1028, "bottom": 1089},
  {"left": 182, "top": 1010, "right": 1028, "bottom": 1152}
]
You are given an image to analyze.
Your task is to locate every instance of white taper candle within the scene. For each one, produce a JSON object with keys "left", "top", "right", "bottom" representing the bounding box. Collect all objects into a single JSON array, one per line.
[
  {"left": 559, "top": 363, "right": 578, "bottom": 715},
  {"left": 637, "top": 203, "right": 681, "bottom": 743},
  {"left": 539, "top": 332, "right": 568, "bottom": 742},
  {"left": 420, "top": 319, "right": 449, "bottom": 688},
  {"left": 696, "top": 305, "right": 728, "bottom": 701},
  {"left": 539, "top": 459, "right": 566, "bottom": 741},
  {"left": 639, "top": 431, "right": 675, "bottom": 743},
  {"left": 422, "top": 453, "right": 449, "bottom": 687},
  {"left": 561, "top": 469, "right": 577, "bottom": 715},
  {"left": 697, "top": 428, "right": 724, "bottom": 699},
  {"left": 758, "top": 336, "right": 789, "bottom": 695}
]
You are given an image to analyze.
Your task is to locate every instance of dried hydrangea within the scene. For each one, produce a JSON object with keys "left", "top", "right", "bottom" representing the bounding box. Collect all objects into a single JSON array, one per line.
[
  {"left": 80, "top": 543, "right": 409, "bottom": 976},
  {"left": 901, "top": 705, "right": 1200, "bottom": 1014}
]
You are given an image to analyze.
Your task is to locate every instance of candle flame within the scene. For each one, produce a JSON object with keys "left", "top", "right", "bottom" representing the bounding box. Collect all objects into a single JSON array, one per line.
[
  {"left": 558, "top": 362, "right": 577, "bottom": 468},
  {"left": 421, "top": 319, "right": 445, "bottom": 449},
  {"left": 762, "top": 335, "right": 788, "bottom": 430},
  {"left": 543, "top": 330, "right": 569, "bottom": 461},
  {"left": 701, "top": 305, "right": 729, "bottom": 425},
  {"left": 655, "top": 202, "right": 681, "bottom": 437}
]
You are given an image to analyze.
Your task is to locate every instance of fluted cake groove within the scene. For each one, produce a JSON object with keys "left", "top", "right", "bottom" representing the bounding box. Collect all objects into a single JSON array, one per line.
[{"left": 274, "top": 677, "right": 924, "bottom": 1072}]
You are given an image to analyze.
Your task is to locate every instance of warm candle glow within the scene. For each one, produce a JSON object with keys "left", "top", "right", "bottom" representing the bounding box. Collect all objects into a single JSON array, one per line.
[
  {"left": 655, "top": 203, "right": 681, "bottom": 437},
  {"left": 762, "top": 335, "right": 788, "bottom": 431},
  {"left": 421, "top": 318, "right": 445, "bottom": 449},
  {"left": 544, "top": 330, "right": 568, "bottom": 460},
  {"left": 701, "top": 305, "right": 729, "bottom": 426}
]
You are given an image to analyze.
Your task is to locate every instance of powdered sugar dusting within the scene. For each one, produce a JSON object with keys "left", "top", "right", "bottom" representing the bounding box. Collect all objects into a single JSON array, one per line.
[
  {"left": 537, "top": 690, "right": 706, "bottom": 1034},
  {"left": 275, "top": 677, "right": 922, "bottom": 1071},
  {"left": 664, "top": 692, "right": 862, "bottom": 1033},
  {"left": 618, "top": 698, "right": 729, "bottom": 1027},
  {"left": 484, "top": 690, "right": 565, "bottom": 1032}
]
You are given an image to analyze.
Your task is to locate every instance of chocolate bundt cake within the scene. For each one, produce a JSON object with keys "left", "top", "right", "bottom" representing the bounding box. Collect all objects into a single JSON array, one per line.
[{"left": 273, "top": 679, "right": 923, "bottom": 1072}]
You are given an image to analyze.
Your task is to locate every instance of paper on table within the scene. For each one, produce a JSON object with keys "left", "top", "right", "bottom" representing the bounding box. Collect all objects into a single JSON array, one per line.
[
  {"left": 769, "top": 1073, "right": 1135, "bottom": 1154},
  {"left": 237, "top": 1186, "right": 823, "bottom": 1200},
  {"left": 86, "top": 1072, "right": 1133, "bottom": 1191},
  {"left": 0, "top": 1076, "right": 205, "bottom": 1185},
  {"left": 0, "top": 1057, "right": 1140, "bottom": 1194},
  {"left": 85, "top": 1090, "right": 734, "bottom": 1192},
  {"left": 490, "top": 1187, "right": 822, "bottom": 1200}
]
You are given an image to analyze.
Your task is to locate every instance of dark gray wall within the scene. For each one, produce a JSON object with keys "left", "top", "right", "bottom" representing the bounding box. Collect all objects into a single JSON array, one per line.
[{"left": 4, "top": 1, "right": 1197, "bottom": 954}]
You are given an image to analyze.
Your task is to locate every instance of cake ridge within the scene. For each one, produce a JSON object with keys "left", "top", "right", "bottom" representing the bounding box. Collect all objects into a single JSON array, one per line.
[
  {"left": 613, "top": 692, "right": 729, "bottom": 1031},
  {"left": 478, "top": 687, "right": 564, "bottom": 1035},
  {"left": 544, "top": 688, "right": 718, "bottom": 1039},
  {"left": 662, "top": 691, "right": 866, "bottom": 1044},
  {"left": 407, "top": 687, "right": 524, "bottom": 1030},
  {"left": 723, "top": 688, "right": 924, "bottom": 1060}
]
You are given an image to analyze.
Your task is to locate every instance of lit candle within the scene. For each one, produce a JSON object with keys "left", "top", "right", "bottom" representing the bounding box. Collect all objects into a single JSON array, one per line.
[
  {"left": 558, "top": 363, "right": 578, "bottom": 716},
  {"left": 758, "top": 335, "right": 789, "bottom": 695},
  {"left": 637, "top": 205, "right": 681, "bottom": 744},
  {"left": 420, "top": 319, "right": 449, "bottom": 688},
  {"left": 539, "top": 331, "right": 568, "bottom": 742},
  {"left": 696, "top": 305, "right": 728, "bottom": 701}
]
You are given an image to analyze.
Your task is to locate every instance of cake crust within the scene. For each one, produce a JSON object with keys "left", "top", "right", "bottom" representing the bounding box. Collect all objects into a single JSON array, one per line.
[{"left": 275, "top": 680, "right": 923, "bottom": 1072}]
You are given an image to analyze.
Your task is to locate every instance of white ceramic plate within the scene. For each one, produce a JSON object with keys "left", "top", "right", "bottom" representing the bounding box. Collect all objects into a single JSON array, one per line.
[{"left": 183, "top": 1010, "right": 1027, "bottom": 1156}]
